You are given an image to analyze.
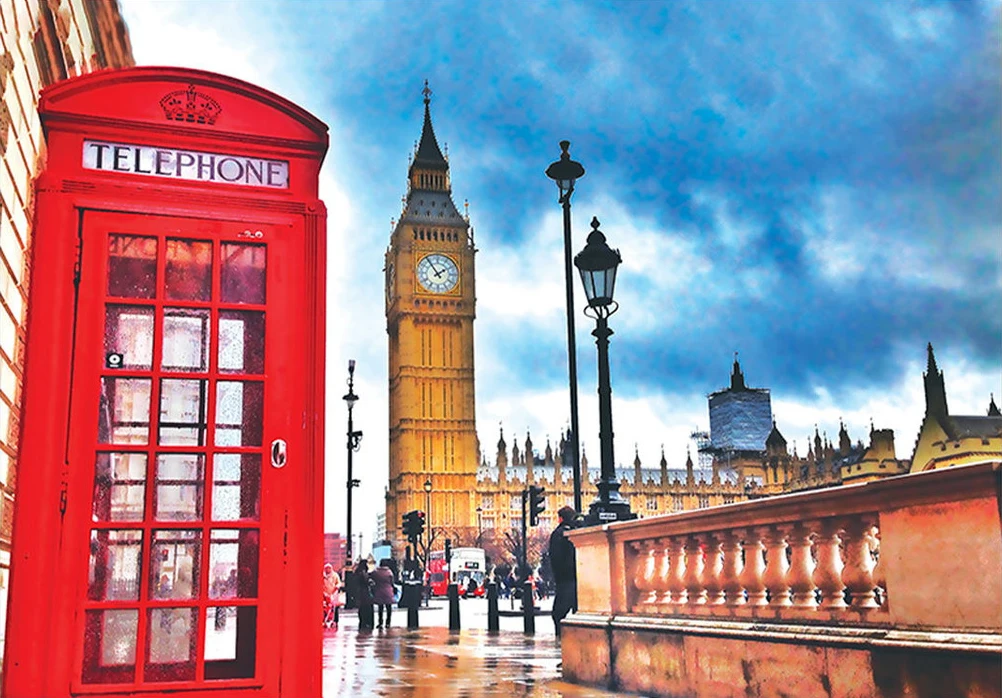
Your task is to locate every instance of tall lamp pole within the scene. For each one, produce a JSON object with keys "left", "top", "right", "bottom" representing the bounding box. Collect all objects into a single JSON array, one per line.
[
  {"left": 574, "top": 218, "right": 635, "bottom": 526},
  {"left": 476, "top": 506, "right": 483, "bottom": 547},
  {"left": 343, "top": 360, "right": 363, "bottom": 561},
  {"left": 423, "top": 478, "right": 433, "bottom": 556},
  {"left": 546, "top": 140, "right": 586, "bottom": 513}
]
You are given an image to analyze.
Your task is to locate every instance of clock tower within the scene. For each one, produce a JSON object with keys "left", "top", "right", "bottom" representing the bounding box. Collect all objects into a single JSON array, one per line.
[{"left": 385, "top": 85, "right": 478, "bottom": 552}]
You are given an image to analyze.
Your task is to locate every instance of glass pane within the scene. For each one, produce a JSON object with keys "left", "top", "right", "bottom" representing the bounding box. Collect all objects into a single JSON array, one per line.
[
  {"left": 108, "top": 235, "right": 157, "bottom": 299},
  {"left": 92, "top": 452, "right": 147, "bottom": 522},
  {"left": 221, "top": 243, "right": 266, "bottom": 304},
  {"left": 87, "top": 529, "right": 142, "bottom": 601},
  {"left": 212, "top": 454, "right": 261, "bottom": 521},
  {"left": 82, "top": 609, "right": 138, "bottom": 684},
  {"left": 204, "top": 606, "right": 256, "bottom": 680},
  {"left": 162, "top": 308, "right": 210, "bottom": 372},
  {"left": 214, "top": 381, "right": 263, "bottom": 446},
  {"left": 104, "top": 306, "right": 153, "bottom": 370},
  {"left": 158, "top": 378, "right": 208, "bottom": 446},
  {"left": 218, "top": 311, "right": 265, "bottom": 374},
  {"left": 150, "top": 529, "right": 201, "bottom": 600},
  {"left": 165, "top": 239, "right": 212, "bottom": 301},
  {"left": 145, "top": 608, "right": 196, "bottom": 682},
  {"left": 208, "top": 529, "right": 259, "bottom": 599},
  {"left": 154, "top": 454, "right": 204, "bottom": 521},
  {"left": 99, "top": 378, "right": 151, "bottom": 444}
]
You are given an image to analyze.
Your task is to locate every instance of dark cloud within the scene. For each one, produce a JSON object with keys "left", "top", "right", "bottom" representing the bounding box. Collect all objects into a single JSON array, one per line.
[{"left": 268, "top": 0, "right": 1001, "bottom": 404}]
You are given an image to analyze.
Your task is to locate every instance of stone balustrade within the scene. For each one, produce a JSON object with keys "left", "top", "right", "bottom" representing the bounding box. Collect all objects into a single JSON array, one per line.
[
  {"left": 562, "top": 463, "right": 1002, "bottom": 698},
  {"left": 569, "top": 461, "right": 1001, "bottom": 633},
  {"left": 626, "top": 514, "right": 883, "bottom": 620}
]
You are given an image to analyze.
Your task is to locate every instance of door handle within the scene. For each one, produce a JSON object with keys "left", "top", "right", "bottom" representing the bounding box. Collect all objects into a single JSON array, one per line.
[{"left": 271, "top": 439, "right": 287, "bottom": 468}]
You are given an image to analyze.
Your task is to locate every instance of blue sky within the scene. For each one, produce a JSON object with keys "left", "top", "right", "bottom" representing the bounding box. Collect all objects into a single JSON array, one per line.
[{"left": 121, "top": 0, "right": 1001, "bottom": 540}]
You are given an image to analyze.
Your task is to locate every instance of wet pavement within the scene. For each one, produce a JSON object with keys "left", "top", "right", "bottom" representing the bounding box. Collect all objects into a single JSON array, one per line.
[{"left": 323, "top": 602, "right": 635, "bottom": 697}]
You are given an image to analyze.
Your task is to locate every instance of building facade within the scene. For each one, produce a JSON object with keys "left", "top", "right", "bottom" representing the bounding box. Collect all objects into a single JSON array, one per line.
[
  {"left": 384, "top": 85, "right": 479, "bottom": 553},
  {"left": 0, "top": 0, "right": 132, "bottom": 672}
]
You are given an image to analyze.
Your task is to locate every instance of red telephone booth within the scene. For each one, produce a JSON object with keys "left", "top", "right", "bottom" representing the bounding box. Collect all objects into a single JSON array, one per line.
[{"left": 3, "top": 68, "right": 327, "bottom": 697}]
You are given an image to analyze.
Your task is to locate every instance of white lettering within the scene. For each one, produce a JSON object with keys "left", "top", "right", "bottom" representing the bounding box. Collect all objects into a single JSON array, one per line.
[{"left": 82, "top": 139, "right": 289, "bottom": 189}]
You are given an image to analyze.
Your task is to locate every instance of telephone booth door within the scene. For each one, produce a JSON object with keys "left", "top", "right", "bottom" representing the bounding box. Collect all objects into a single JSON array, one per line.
[{"left": 67, "top": 211, "right": 294, "bottom": 694}]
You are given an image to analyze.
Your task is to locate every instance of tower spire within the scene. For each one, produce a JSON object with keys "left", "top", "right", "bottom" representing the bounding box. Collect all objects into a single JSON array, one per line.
[
  {"left": 730, "top": 351, "right": 746, "bottom": 390},
  {"left": 923, "top": 343, "right": 949, "bottom": 418},
  {"left": 412, "top": 80, "right": 448, "bottom": 172}
]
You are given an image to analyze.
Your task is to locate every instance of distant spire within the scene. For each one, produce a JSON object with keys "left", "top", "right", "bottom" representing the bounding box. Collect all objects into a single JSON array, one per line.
[
  {"left": 730, "top": 352, "right": 746, "bottom": 390},
  {"left": 838, "top": 419, "right": 851, "bottom": 455},
  {"left": 989, "top": 394, "right": 1001, "bottom": 417},
  {"left": 923, "top": 343, "right": 949, "bottom": 418}
]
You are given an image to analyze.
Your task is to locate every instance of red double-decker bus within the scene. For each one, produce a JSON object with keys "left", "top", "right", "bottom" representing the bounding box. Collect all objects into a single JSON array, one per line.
[{"left": 425, "top": 548, "right": 487, "bottom": 597}]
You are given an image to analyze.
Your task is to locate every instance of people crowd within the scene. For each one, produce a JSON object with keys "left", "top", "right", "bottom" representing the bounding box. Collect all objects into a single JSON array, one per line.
[{"left": 322, "top": 526, "right": 578, "bottom": 639}]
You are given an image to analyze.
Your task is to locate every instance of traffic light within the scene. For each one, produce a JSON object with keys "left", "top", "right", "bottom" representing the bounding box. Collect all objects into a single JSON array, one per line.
[
  {"left": 529, "top": 485, "right": 546, "bottom": 526},
  {"left": 402, "top": 510, "right": 426, "bottom": 544}
]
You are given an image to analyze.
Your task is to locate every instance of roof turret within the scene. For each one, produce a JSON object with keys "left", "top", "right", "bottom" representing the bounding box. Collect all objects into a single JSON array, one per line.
[{"left": 989, "top": 394, "right": 1000, "bottom": 417}]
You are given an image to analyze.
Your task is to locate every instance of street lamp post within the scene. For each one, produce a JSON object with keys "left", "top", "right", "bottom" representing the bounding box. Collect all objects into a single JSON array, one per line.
[
  {"left": 476, "top": 506, "right": 483, "bottom": 547},
  {"left": 343, "top": 360, "right": 363, "bottom": 561},
  {"left": 574, "top": 218, "right": 635, "bottom": 526},
  {"left": 546, "top": 140, "right": 586, "bottom": 514},
  {"left": 423, "top": 478, "right": 432, "bottom": 556}
]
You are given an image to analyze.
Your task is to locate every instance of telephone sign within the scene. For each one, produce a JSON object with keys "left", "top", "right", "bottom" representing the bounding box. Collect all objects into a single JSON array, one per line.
[{"left": 4, "top": 68, "right": 328, "bottom": 698}]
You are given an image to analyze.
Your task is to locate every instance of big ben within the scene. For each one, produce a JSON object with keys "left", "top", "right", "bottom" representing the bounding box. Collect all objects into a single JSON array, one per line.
[{"left": 385, "top": 84, "right": 478, "bottom": 551}]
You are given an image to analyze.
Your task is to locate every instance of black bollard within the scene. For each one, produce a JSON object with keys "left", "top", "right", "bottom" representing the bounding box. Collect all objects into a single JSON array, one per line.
[
  {"left": 405, "top": 581, "right": 420, "bottom": 629},
  {"left": 522, "top": 580, "right": 535, "bottom": 634},
  {"left": 447, "top": 583, "right": 461, "bottom": 631},
  {"left": 487, "top": 582, "right": 500, "bottom": 633}
]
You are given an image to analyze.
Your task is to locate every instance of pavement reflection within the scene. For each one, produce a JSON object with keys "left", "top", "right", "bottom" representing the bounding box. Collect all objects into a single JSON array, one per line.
[{"left": 323, "top": 624, "right": 628, "bottom": 697}]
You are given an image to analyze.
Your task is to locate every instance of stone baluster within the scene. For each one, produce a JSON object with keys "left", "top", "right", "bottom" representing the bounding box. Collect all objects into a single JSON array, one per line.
[
  {"left": 739, "top": 530, "right": 767, "bottom": 606},
  {"left": 762, "top": 526, "right": 792, "bottom": 607},
  {"left": 629, "top": 541, "right": 655, "bottom": 611},
  {"left": 701, "top": 534, "right": 725, "bottom": 605},
  {"left": 842, "top": 516, "right": 879, "bottom": 609},
  {"left": 668, "top": 537, "right": 688, "bottom": 605},
  {"left": 720, "top": 531, "right": 746, "bottom": 606},
  {"left": 867, "top": 525, "right": 886, "bottom": 607},
  {"left": 787, "top": 523, "right": 817, "bottom": 608},
  {"left": 813, "top": 519, "right": 847, "bottom": 609},
  {"left": 684, "top": 535, "right": 706, "bottom": 605},
  {"left": 653, "top": 538, "right": 673, "bottom": 609}
]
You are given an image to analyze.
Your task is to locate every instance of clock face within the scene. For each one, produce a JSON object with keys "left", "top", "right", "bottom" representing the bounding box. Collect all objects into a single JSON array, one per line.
[{"left": 416, "top": 253, "right": 459, "bottom": 294}]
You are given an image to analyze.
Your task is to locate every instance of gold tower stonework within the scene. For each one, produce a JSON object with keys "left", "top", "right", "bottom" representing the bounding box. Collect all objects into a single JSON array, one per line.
[{"left": 385, "top": 87, "right": 477, "bottom": 552}]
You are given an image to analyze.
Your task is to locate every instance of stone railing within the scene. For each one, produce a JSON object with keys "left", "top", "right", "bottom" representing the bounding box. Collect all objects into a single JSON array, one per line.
[{"left": 569, "top": 461, "right": 1002, "bottom": 634}]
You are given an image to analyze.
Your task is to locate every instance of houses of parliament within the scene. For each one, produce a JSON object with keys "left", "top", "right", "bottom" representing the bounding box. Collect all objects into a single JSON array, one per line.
[{"left": 382, "top": 90, "right": 1002, "bottom": 552}]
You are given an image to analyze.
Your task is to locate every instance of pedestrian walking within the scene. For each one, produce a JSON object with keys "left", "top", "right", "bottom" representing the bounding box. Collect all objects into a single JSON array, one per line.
[
  {"left": 371, "top": 559, "right": 395, "bottom": 629},
  {"left": 323, "top": 563, "right": 343, "bottom": 629},
  {"left": 354, "top": 559, "right": 375, "bottom": 630},
  {"left": 548, "top": 506, "right": 579, "bottom": 638}
]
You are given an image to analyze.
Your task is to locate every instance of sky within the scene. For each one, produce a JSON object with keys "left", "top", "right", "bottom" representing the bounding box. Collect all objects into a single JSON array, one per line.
[{"left": 119, "top": 0, "right": 1001, "bottom": 544}]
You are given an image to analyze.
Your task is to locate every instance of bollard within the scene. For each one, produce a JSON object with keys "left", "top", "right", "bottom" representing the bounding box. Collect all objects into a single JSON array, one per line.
[
  {"left": 447, "top": 583, "right": 461, "bottom": 631},
  {"left": 522, "top": 580, "right": 535, "bottom": 634},
  {"left": 405, "top": 581, "right": 420, "bottom": 629},
  {"left": 487, "top": 582, "right": 500, "bottom": 633}
]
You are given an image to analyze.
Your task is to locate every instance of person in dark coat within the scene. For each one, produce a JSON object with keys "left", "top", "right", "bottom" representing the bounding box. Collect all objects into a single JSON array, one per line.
[
  {"left": 548, "top": 506, "right": 578, "bottom": 637},
  {"left": 371, "top": 559, "right": 396, "bottom": 629},
  {"left": 354, "top": 559, "right": 375, "bottom": 630}
]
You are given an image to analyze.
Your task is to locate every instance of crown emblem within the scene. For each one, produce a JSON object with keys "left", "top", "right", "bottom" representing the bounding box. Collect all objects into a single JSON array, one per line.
[{"left": 159, "top": 84, "right": 222, "bottom": 125}]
